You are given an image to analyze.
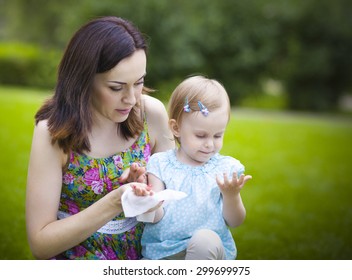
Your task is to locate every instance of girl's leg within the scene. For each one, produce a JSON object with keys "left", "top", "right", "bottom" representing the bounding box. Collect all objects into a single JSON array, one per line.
[
  {"left": 185, "top": 229, "right": 225, "bottom": 260},
  {"left": 161, "top": 250, "right": 186, "bottom": 260}
]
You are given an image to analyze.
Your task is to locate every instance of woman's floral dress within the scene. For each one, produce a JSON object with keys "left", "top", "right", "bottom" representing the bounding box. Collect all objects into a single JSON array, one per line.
[{"left": 55, "top": 121, "right": 151, "bottom": 260}]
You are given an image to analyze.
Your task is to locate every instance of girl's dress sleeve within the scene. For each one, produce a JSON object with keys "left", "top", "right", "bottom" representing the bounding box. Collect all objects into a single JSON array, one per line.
[{"left": 146, "top": 152, "right": 164, "bottom": 181}]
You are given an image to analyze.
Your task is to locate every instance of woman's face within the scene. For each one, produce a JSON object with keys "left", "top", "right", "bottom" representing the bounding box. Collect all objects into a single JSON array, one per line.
[{"left": 91, "top": 49, "right": 147, "bottom": 124}]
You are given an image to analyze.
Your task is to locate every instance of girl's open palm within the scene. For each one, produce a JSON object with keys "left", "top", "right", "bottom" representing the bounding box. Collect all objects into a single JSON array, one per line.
[{"left": 216, "top": 172, "right": 252, "bottom": 196}]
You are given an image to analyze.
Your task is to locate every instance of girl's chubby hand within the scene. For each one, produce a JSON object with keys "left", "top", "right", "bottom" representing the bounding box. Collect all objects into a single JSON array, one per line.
[
  {"left": 131, "top": 184, "right": 163, "bottom": 214},
  {"left": 131, "top": 184, "right": 154, "bottom": 196},
  {"left": 216, "top": 171, "right": 252, "bottom": 196}
]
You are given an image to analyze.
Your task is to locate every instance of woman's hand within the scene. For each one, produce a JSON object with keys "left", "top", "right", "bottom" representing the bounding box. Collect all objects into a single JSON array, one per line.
[{"left": 119, "top": 163, "right": 147, "bottom": 184}]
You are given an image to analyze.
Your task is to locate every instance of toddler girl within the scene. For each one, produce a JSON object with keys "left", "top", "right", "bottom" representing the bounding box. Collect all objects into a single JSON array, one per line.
[{"left": 136, "top": 75, "right": 252, "bottom": 260}]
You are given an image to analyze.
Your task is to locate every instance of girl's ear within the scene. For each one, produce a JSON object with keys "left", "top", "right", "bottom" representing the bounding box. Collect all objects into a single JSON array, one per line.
[{"left": 169, "top": 119, "right": 180, "bottom": 137}]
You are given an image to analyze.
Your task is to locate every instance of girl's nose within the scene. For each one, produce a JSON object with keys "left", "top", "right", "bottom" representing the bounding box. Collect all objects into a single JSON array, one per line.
[{"left": 204, "top": 139, "right": 214, "bottom": 149}]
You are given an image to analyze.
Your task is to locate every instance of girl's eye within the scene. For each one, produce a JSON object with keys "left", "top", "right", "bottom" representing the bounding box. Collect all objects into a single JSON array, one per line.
[
  {"left": 214, "top": 135, "right": 222, "bottom": 139},
  {"left": 196, "top": 135, "right": 205, "bottom": 138}
]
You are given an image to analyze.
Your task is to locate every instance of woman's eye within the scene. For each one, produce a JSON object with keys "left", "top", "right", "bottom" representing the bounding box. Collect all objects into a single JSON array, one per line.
[
  {"left": 196, "top": 135, "right": 205, "bottom": 138},
  {"left": 135, "top": 81, "right": 144, "bottom": 86},
  {"left": 110, "top": 87, "right": 122, "bottom": 92}
]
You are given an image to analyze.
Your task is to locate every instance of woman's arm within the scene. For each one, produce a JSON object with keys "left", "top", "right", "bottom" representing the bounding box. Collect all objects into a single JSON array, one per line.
[
  {"left": 143, "top": 95, "right": 175, "bottom": 153},
  {"left": 216, "top": 172, "right": 252, "bottom": 228},
  {"left": 25, "top": 121, "right": 135, "bottom": 259}
]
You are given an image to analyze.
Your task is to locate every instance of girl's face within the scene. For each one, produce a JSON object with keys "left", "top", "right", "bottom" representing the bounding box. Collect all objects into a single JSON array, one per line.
[
  {"left": 170, "top": 105, "right": 229, "bottom": 166},
  {"left": 90, "top": 49, "right": 147, "bottom": 124}
]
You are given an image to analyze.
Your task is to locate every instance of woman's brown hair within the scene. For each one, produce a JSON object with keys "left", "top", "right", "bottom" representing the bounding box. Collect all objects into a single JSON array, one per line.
[{"left": 35, "top": 16, "right": 149, "bottom": 153}]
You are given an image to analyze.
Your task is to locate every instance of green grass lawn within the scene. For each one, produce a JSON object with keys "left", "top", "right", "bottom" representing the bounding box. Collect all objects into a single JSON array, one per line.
[
  {"left": 1, "top": 86, "right": 351, "bottom": 260},
  {"left": 226, "top": 109, "right": 352, "bottom": 259}
]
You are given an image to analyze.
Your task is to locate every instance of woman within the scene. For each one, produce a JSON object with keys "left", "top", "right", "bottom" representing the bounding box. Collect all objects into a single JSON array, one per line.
[{"left": 26, "top": 16, "right": 174, "bottom": 260}]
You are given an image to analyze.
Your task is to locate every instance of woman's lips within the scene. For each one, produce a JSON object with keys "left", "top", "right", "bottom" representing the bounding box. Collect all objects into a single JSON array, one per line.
[{"left": 116, "top": 108, "right": 132, "bottom": 115}]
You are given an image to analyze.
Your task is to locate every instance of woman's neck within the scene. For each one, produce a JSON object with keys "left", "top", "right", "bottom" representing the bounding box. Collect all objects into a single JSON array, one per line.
[{"left": 86, "top": 120, "right": 136, "bottom": 158}]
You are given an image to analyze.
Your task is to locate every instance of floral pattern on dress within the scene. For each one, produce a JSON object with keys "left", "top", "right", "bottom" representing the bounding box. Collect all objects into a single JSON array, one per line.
[{"left": 56, "top": 119, "right": 151, "bottom": 260}]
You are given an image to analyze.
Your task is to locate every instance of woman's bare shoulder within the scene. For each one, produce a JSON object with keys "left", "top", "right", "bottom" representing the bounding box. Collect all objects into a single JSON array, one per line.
[
  {"left": 142, "top": 95, "right": 174, "bottom": 152},
  {"left": 33, "top": 119, "right": 67, "bottom": 166},
  {"left": 143, "top": 95, "right": 167, "bottom": 115},
  {"left": 35, "top": 119, "right": 48, "bottom": 130}
]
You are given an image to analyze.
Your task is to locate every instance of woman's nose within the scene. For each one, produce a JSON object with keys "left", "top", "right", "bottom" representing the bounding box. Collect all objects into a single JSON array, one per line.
[{"left": 123, "top": 88, "right": 136, "bottom": 104}]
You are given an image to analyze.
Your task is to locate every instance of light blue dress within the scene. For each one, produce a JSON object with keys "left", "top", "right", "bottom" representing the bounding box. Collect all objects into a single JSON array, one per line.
[{"left": 141, "top": 149, "right": 245, "bottom": 260}]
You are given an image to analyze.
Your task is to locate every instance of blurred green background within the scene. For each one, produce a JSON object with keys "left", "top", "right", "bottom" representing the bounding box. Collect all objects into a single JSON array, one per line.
[{"left": 0, "top": 0, "right": 351, "bottom": 260}]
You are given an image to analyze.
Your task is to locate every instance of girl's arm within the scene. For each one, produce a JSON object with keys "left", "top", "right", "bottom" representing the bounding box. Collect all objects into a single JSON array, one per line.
[
  {"left": 216, "top": 172, "right": 252, "bottom": 228},
  {"left": 147, "top": 173, "right": 166, "bottom": 223},
  {"left": 132, "top": 173, "right": 166, "bottom": 223},
  {"left": 25, "top": 121, "right": 143, "bottom": 259}
]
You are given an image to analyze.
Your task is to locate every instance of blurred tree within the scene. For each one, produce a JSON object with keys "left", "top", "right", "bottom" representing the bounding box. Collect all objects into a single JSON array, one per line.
[
  {"left": 0, "top": 0, "right": 7, "bottom": 39},
  {"left": 2, "top": 0, "right": 84, "bottom": 47},
  {"left": 193, "top": 0, "right": 279, "bottom": 104},
  {"left": 271, "top": 0, "right": 352, "bottom": 111},
  {"left": 1, "top": 0, "right": 351, "bottom": 111}
]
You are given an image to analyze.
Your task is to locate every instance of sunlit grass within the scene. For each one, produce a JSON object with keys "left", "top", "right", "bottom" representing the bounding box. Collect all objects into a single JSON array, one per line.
[
  {"left": 1, "top": 86, "right": 351, "bottom": 259},
  {"left": 226, "top": 108, "right": 352, "bottom": 259},
  {"left": 0, "top": 86, "right": 50, "bottom": 259}
]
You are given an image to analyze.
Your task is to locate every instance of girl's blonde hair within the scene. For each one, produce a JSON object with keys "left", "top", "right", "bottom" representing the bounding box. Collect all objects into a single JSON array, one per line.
[{"left": 168, "top": 75, "right": 231, "bottom": 124}]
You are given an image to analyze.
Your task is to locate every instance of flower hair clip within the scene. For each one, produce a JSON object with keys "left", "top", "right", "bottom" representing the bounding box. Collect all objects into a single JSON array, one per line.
[
  {"left": 183, "top": 98, "right": 191, "bottom": 113},
  {"left": 198, "top": 101, "right": 209, "bottom": 117},
  {"left": 183, "top": 98, "right": 209, "bottom": 117}
]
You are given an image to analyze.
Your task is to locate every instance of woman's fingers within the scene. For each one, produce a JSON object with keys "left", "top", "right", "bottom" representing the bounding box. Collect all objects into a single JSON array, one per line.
[{"left": 119, "top": 164, "right": 146, "bottom": 183}]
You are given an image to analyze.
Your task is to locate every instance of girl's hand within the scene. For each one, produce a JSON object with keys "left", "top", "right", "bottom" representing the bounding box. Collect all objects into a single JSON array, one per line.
[
  {"left": 131, "top": 184, "right": 154, "bottom": 196},
  {"left": 131, "top": 184, "right": 163, "bottom": 218},
  {"left": 216, "top": 172, "right": 252, "bottom": 197},
  {"left": 119, "top": 163, "right": 147, "bottom": 184}
]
